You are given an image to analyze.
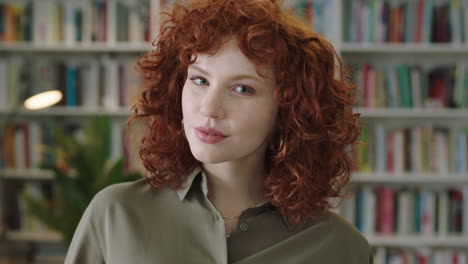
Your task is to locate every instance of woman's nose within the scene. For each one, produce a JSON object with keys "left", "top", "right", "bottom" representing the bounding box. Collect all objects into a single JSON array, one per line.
[{"left": 199, "top": 89, "right": 225, "bottom": 119}]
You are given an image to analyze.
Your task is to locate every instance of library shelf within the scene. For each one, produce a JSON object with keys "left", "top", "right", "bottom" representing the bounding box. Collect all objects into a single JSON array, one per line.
[
  {"left": 356, "top": 108, "right": 468, "bottom": 120},
  {"left": 0, "top": 42, "right": 153, "bottom": 53},
  {"left": 0, "top": 107, "right": 132, "bottom": 118},
  {"left": 351, "top": 172, "right": 468, "bottom": 186},
  {"left": 367, "top": 235, "right": 468, "bottom": 248},
  {"left": 3, "top": 107, "right": 467, "bottom": 120},
  {"left": 341, "top": 43, "right": 468, "bottom": 54},
  {"left": 0, "top": 169, "right": 54, "bottom": 181},
  {"left": 4, "top": 170, "right": 466, "bottom": 185},
  {"left": 2, "top": 0, "right": 468, "bottom": 254},
  {"left": 6, "top": 230, "right": 63, "bottom": 243}
]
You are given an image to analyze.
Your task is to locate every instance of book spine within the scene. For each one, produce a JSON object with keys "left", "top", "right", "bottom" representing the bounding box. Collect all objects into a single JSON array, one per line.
[
  {"left": 0, "top": 58, "right": 6, "bottom": 108},
  {"left": 363, "top": 186, "right": 376, "bottom": 235},
  {"left": 82, "top": 60, "right": 100, "bottom": 108},
  {"left": 421, "top": 190, "right": 435, "bottom": 235},
  {"left": 81, "top": 1, "right": 92, "bottom": 44},
  {"left": 378, "top": 187, "right": 394, "bottom": 234},
  {"left": 63, "top": 0, "right": 75, "bottom": 45},
  {"left": 66, "top": 64, "right": 77, "bottom": 107},
  {"left": 106, "top": 0, "right": 116, "bottom": 44},
  {"left": 437, "top": 190, "right": 449, "bottom": 236},
  {"left": 14, "top": 125, "right": 26, "bottom": 170},
  {"left": 102, "top": 57, "right": 119, "bottom": 109},
  {"left": 394, "top": 128, "right": 404, "bottom": 173},
  {"left": 397, "top": 189, "right": 411, "bottom": 234},
  {"left": 375, "top": 123, "right": 386, "bottom": 172}
]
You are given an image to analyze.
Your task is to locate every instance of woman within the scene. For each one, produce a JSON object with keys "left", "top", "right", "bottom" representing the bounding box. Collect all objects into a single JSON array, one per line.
[{"left": 65, "top": 0, "right": 372, "bottom": 263}]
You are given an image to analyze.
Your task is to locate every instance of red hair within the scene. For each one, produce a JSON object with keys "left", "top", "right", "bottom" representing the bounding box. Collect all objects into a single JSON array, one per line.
[{"left": 130, "top": 0, "right": 361, "bottom": 229}]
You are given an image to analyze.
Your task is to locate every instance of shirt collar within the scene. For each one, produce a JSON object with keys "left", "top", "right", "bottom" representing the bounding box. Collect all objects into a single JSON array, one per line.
[
  {"left": 175, "top": 167, "right": 294, "bottom": 231},
  {"left": 176, "top": 167, "right": 206, "bottom": 201}
]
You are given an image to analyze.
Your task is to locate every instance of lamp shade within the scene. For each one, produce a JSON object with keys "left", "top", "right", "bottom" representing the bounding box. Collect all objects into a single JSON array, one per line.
[{"left": 24, "top": 90, "right": 63, "bottom": 110}]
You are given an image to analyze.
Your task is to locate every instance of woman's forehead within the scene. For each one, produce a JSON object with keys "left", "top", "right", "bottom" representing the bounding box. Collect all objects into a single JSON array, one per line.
[{"left": 188, "top": 40, "right": 275, "bottom": 80}]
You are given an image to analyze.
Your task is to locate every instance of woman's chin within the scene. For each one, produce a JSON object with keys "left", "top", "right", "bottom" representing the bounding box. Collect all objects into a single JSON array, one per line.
[
  {"left": 191, "top": 150, "right": 231, "bottom": 164},
  {"left": 193, "top": 154, "right": 227, "bottom": 164}
]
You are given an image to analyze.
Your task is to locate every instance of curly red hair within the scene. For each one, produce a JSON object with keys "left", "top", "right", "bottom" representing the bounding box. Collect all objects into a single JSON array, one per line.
[{"left": 130, "top": 0, "right": 361, "bottom": 229}]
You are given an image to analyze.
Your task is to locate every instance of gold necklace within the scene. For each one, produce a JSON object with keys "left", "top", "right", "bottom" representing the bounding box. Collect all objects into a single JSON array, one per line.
[
  {"left": 208, "top": 194, "right": 239, "bottom": 238},
  {"left": 207, "top": 194, "right": 241, "bottom": 219}
]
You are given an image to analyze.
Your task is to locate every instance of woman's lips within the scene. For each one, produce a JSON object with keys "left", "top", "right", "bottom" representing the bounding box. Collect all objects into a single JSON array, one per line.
[{"left": 194, "top": 127, "right": 228, "bottom": 144}]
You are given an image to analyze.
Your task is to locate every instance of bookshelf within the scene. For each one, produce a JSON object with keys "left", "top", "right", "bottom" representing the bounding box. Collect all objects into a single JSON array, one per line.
[
  {"left": 6, "top": 230, "right": 62, "bottom": 244},
  {"left": 1, "top": 0, "right": 468, "bottom": 263},
  {"left": 341, "top": 43, "right": 468, "bottom": 54},
  {"left": 367, "top": 235, "right": 468, "bottom": 248},
  {"left": 0, "top": 107, "right": 132, "bottom": 118},
  {"left": 352, "top": 172, "right": 468, "bottom": 186},
  {"left": 339, "top": 0, "right": 468, "bottom": 262},
  {"left": 1, "top": 169, "right": 53, "bottom": 181},
  {"left": 0, "top": 1, "right": 161, "bottom": 263},
  {"left": 0, "top": 43, "right": 152, "bottom": 53}
]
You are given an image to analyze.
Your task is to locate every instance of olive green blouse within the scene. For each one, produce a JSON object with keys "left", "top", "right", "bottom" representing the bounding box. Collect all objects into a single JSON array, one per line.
[{"left": 65, "top": 167, "right": 373, "bottom": 263}]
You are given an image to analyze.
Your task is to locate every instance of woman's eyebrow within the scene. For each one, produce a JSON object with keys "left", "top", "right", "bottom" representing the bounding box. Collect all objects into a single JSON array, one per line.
[{"left": 189, "top": 65, "right": 262, "bottom": 82}]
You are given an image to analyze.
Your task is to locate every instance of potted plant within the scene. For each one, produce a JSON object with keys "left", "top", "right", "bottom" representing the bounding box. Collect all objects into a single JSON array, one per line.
[{"left": 24, "top": 115, "right": 142, "bottom": 245}]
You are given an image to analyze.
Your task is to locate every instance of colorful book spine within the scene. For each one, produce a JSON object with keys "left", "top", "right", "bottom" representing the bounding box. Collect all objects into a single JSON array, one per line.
[
  {"left": 354, "top": 62, "right": 467, "bottom": 109},
  {"left": 344, "top": 0, "right": 468, "bottom": 44},
  {"left": 66, "top": 65, "right": 77, "bottom": 107},
  {"left": 0, "top": 0, "right": 151, "bottom": 44},
  {"left": 342, "top": 186, "right": 468, "bottom": 238}
]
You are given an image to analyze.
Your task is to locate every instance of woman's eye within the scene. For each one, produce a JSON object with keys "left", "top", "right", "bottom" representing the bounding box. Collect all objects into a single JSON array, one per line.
[
  {"left": 234, "top": 85, "right": 255, "bottom": 95},
  {"left": 189, "top": 76, "right": 209, "bottom": 86}
]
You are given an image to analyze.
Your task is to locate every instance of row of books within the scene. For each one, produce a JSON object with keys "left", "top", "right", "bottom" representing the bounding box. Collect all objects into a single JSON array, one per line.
[
  {"left": 0, "top": 0, "right": 151, "bottom": 44},
  {"left": 340, "top": 186, "right": 467, "bottom": 236},
  {"left": 0, "top": 120, "right": 136, "bottom": 171},
  {"left": 353, "top": 124, "right": 468, "bottom": 174},
  {"left": 4, "top": 182, "right": 56, "bottom": 234},
  {"left": 290, "top": 0, "right": 337, "bottom": 42},
  {"left": 0, "top": 242, "right": 31, "bottom": 264},
  {"left": 0, "top": 56, "right": 141, "bottom": 109},
  {"left": 344, "top": 0, "right": 468, "bottom": 43},
  {"left": 352, "top": 62, "right": 468, "bottom": 109},
  {"left": 33, "top": 244, "right": 67, "bottom": 264},
  {"left": 373, "top": 247, "right": 467, "bottom": 264}
]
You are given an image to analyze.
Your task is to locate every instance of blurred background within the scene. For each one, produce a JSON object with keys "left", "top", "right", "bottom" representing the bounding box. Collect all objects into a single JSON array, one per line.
[{"left": 0, "top": 0, "right": 467, "bottom": 263}]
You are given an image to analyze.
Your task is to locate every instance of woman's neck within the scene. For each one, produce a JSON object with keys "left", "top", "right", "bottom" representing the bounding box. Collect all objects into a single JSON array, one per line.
[{"left": 203, "top": 161, "right": 267, "bottom": 216}]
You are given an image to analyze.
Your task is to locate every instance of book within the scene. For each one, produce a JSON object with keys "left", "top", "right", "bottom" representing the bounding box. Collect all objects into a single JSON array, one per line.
[
  {"left": 343, "top": 0, "right": 468, "bottom": 44},
  {"left": 3, "top": 0, "right": 151, "bottom": 44},
  {"left": 102, "top": 57, "right": 119, "bottom": 109},
  {"left": 377, "top": 187, "right": 394, "bottom": 235}
]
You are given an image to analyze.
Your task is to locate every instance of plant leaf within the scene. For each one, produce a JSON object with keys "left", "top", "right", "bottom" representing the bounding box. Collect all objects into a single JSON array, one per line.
[{"left": 41, "top": 164, "right": 89, "bottom": 210}]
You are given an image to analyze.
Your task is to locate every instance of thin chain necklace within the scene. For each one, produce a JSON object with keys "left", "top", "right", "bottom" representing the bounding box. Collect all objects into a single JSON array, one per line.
[
  {"left": 208, "top": 194, "right": 240, "bottom": 238},
  {"left": 207, "top": 194, "right": 241, "bottom": 219}
]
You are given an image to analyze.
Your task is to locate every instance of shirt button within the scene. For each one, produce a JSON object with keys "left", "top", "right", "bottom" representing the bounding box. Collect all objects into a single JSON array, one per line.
[
  {"left": 239, "top": 223, "right": 248, "bottom": 231},
  {"left": 214, "top": 215, "right": 220, "bottom": 221}
]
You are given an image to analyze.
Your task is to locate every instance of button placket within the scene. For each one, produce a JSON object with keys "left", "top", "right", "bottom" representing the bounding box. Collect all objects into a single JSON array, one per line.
[{"left": 239, "top": 222, "right": 248, "bottom": 231}]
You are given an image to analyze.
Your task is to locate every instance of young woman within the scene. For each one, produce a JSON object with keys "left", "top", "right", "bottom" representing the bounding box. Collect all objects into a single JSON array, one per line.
[{"left": 65, "top": 0, "right": 372, "bottom": 263}]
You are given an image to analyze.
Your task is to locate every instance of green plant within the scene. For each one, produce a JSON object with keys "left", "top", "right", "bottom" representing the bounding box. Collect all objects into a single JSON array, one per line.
[{"left": 25, "top": 115, "right": 142, "bottom": 244}]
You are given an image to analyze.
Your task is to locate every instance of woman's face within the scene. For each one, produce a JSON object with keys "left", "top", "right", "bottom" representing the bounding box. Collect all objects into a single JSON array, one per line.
[{"left": 181, "top": 37, "right": 278, "bottom": 165}]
